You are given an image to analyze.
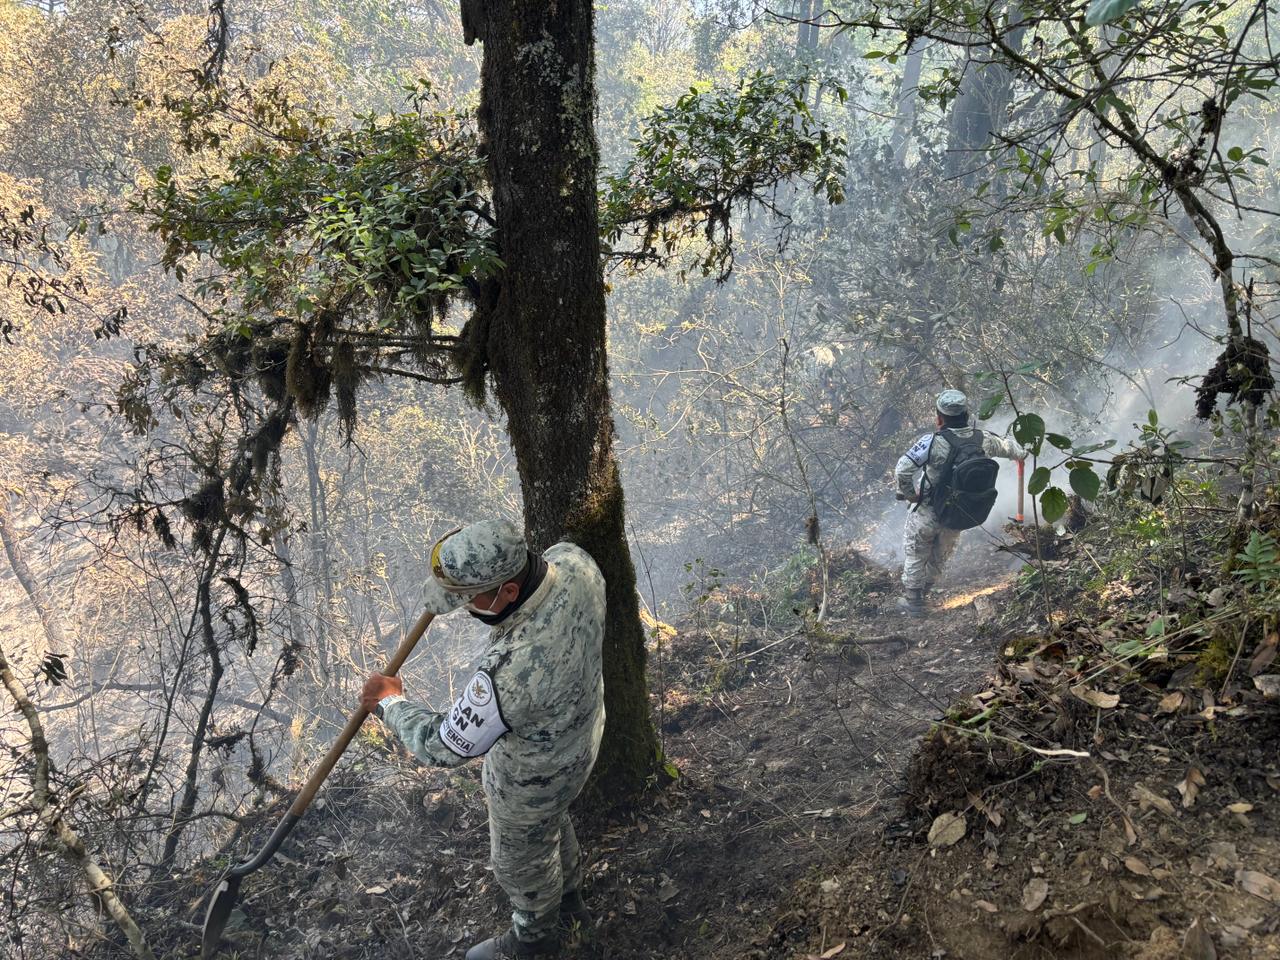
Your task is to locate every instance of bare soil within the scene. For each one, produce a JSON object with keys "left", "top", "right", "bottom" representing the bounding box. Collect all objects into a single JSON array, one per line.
[{"left": 161, "top": 531, "right": 1280, "bottom": 960}]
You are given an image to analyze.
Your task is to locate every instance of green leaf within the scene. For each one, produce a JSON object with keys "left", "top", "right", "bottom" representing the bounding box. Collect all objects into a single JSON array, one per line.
[
  {"left": 1046, "top": 433, "right": 1073, "bottom": 450},
  {"left": 663, "top": 759, "right": 681, "bottom": 779},
  {"left": 1068, "top": 812, "right": 1088, "bottom": 825},
  {"left": 978, "top": 391, "right": 1006, "bottom": 420},
  {"left": 1041, "top": 486, "right": 1069, "bottom": 523},
  {"left": 1013, "top": 413, "right": 1046, "bottom": 449},
  {"left": 1069, "top": 466, "right": 1101, "bottom": 501},
  {"left": 1228, "top": 145, "right": 1244, "bottom": 162},
  {"left": 1028, "top": 466, "right": 1051, "bottom": 496},
  {"left": 1071, "top": 440, "right": 1116, "bottom": 456},
  {"left": 1145, "top": 617, "right": 1166, "bottom": 638}
]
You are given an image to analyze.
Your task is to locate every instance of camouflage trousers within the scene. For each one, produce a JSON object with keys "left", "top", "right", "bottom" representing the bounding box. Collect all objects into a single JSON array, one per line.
[
  {"left": 901, "top": 507, "right": 961, "bottom": 590},
  {"left": 488, "top": 804, "right": 583, "bottom": 942}
]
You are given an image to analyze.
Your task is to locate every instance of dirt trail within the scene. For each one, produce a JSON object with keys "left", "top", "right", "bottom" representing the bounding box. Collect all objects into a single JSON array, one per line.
[{"left": 171, "top": 538, "right": 1022, "bottom": 960}]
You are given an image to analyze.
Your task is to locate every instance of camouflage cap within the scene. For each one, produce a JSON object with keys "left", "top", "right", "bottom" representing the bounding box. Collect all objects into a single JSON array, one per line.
[
  {"left": 935, "top": 389, "right": 969, "bottom": 417},
  {"left": 422, "top": 519, "right": 527, "bottom": 614},
  {"left": 433, "top": 520, "right": 527, "bottom": 591}
]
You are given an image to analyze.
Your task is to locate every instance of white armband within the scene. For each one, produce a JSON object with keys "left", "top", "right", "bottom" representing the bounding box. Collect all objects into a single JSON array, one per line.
[
  {"left": 437, "top": 670, "right": 510, "bottom": 758},
  {"left": 906, "top": 434, "right": 934, "bottom": 467}
]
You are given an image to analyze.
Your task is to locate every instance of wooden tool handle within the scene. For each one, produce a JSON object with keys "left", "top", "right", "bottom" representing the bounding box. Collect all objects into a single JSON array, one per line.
[{"left": 289, "top": 609, "right": 435, "bottom": 816}]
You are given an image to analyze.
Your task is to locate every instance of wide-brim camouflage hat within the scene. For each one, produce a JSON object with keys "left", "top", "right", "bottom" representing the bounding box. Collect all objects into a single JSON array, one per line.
[
  {"left": 421, "top": 519, "right": 527, "bottom": 614},
  {"left": 935, "top": 389, "right": 969, "bottom": 417}
]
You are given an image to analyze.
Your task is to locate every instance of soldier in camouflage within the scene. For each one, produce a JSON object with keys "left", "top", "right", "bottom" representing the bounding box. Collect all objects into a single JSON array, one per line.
[
  {"left": 360, "top": 519, "right": 606, "bottom": 960},
  {"left": 894, "top": 390, "right": 1025, "bottom": 616}
]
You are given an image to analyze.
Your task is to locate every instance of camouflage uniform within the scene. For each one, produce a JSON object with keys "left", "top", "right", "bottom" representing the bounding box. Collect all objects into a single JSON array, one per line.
[
  {"left": 380, "top": 527, "right": 606, "bottom": 948},
  {"left": 895, "top": 426, "right": 1024, "bottom": 590}
]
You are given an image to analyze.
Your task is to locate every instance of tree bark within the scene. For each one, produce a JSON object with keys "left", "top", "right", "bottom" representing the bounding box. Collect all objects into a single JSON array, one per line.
[
  {"left": 468, "top": 0, "right": 659, "bottom": 801},
  {"left": 0, "top": 497, "right": 70, "bottom": 667},
  {"left": 944, "top": 23, "right": 1024, "bottom": 182},
  {"left": 301, "top": 421, "right": 334, "bottom": 682},
  {"left": 157, "top": 533, "right": 226, "bottom": 878}
]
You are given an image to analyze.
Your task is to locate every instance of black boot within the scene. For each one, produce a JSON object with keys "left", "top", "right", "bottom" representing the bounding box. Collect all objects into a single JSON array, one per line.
[
  {"left": 895, "top": 588, "right": 926, "bottom": 617},
  {"left": 559, "top": 889, "right": 592, "bottom": 929},
  {"left": 465, "top": 928, "right": 559, "bottom": 960}
]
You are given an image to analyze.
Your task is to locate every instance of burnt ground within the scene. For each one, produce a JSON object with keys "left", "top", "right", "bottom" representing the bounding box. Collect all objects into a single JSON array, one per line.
[{"left": 158, "top": 526, "right": 1280, "bottom": 960}]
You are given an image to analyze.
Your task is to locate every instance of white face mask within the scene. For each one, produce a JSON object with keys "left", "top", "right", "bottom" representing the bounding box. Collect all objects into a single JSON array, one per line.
[{"left": 465, "top": 590, "right": 501, "bottom": 616}]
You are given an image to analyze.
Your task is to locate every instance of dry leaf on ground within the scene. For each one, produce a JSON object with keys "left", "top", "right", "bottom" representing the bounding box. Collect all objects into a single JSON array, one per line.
[
  {"left": 1177, "top": 766, "right": 1206, "bottom": 808},
  {"left": 1157, "top": 691, "right": 1185, "bottom": 714},
  {"left": 1249, "top": 634, "right": 1278, "bottom": 676},
  {"left": 1253, "top": 675, "right": 1280, "bottom": 698},
  {"left": 1124, "top": 856, "right": 1152, "bottom": 877},
  {"left": 1070, "top": 684, "right": 1120, "bottom": 709},
  {"left": 1021, "top": 878, "right": 1049, "bottom": 911},
  {"left": 1133, "top": 783, "right": 1176, "bottom": 816},
  {"left": 1236, "top": 869, "right": 1280, "bottom": 903},
  {"left": 1182, "top": 917, "right": 1217, "bottom": 960},
  {"left": 928, "top": 811, "right": 967, "bottom": 848}
]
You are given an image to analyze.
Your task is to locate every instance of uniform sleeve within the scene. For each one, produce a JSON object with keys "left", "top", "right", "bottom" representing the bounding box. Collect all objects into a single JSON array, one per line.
[
  {"left": 383, "top": 669, "right": 512, "bottom": 767},
  {"left": 382, "top": 701, "right": 472, "bottom": 768},
  {"left": 895, "top": 434, "right": 932, "bottom": 497},
  {"left": 982, "top": 432, "right": 1026, "bottom": 461}
]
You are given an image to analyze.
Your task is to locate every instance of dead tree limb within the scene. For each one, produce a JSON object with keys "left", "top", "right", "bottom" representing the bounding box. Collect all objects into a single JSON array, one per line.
[{"left": 0, "top": 638, "right": 157, "bottom": 960}]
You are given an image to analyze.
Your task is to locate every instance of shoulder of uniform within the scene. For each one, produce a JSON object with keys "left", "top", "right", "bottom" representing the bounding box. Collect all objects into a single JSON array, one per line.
[
  {"left": 545, "top": 542, "right": 602, "bottom": 577},
  {"left": 545, "top": 542, "right": 586, "bottom": 566}
]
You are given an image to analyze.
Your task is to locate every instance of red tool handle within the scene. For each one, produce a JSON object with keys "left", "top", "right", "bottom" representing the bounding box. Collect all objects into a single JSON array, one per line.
[{"left": 1016, "top": 459, "right": 1025, "bottom": 524}]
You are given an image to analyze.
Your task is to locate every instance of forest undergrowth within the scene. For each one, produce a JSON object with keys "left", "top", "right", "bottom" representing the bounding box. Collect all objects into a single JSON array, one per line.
[
  {"left": 766, "top": 487, "right": 1280, "bottom": 960},
  {"left": 124, "top": 477, "right": 1280, "bottom": 960}
]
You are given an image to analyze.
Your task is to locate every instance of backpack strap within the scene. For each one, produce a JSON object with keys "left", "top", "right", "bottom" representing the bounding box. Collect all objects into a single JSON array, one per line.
[{"left": 939, "top": 427, "right": 984, "bottom": 453}]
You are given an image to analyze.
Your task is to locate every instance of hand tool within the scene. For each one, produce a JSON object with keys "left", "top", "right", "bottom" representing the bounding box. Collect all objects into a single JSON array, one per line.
[{"left": 200, "top": 609, "right": 435, "bottom": 958}]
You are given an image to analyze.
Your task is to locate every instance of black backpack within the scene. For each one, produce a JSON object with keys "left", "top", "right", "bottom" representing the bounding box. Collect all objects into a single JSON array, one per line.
[{"left": 926, "top": 429, "right": 1000, "bottom": 530}]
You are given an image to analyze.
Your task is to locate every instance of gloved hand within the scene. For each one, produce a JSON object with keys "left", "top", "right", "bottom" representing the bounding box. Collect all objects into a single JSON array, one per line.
[{"left": 360, "top": 673, "right": 404, "bottom": 713}]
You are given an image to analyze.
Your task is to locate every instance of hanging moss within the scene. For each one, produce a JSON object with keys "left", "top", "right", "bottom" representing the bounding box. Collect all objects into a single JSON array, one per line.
[
  {"left": 151, "top": 509, "right": 177, "bottom": 549},
  {"left": 213, "top": 327, "right": 254, "bottom": 379},
  {"left": 332, "top": 338, "right": 360, "bottom": 438},
  {"left": 251, "top": 407, "right": 290, "bottom": 480},
  {"left": 252, "top": 336, "right": 291, "bottom": 404},
  {"left": 456, "top": 302, "right": 492, "bottom": 406},
  {"left": 220, "top": 574, "right": 261, "bottom": 656},
  {"left": 180, "top": 478, "right": 226, "bottom": 553},
  {"left": 285, "top": 323, "right": 331, "bottom": 418},
  {"left": 1196, "top": 335, "right": 1275, "bottom": 419}
]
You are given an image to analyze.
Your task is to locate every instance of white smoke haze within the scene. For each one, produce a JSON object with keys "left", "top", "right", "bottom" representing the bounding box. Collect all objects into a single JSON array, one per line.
[{"left": 1, "top": 5, "right": 1277, "bottom": 956}]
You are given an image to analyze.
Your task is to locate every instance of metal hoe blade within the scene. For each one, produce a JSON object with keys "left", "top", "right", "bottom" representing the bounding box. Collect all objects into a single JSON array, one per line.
[
  {"left": 199, "top": 811, "right": 300, "bottom": 958},
  {"left": 201, "top": 874, "right": 242, "bottom": 959}
]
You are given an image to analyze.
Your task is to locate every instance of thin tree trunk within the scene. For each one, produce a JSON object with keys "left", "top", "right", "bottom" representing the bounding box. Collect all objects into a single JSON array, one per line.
[
  {"left": 301, "top": 421, "right": 334, "bottom": 682},
  {"left": 890, "top": 43, "right": 927, "bottom": 168},
  {"left": 0, "top": 639, "right": 157, "bottom": 960},
  {"left": 465, "top": 0, "right": 659, "bottom": 802},
  {"left": 0, "top": 497, "right": 70, "bottom": 667},
  {"left": 157, "top": 529, "right": 227, "bottom": 877}
]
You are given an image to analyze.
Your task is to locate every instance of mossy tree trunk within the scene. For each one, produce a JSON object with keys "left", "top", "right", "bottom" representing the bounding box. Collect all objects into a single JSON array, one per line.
[{"left": 462, "top": 0, "right": 658, "bottom": 801}]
